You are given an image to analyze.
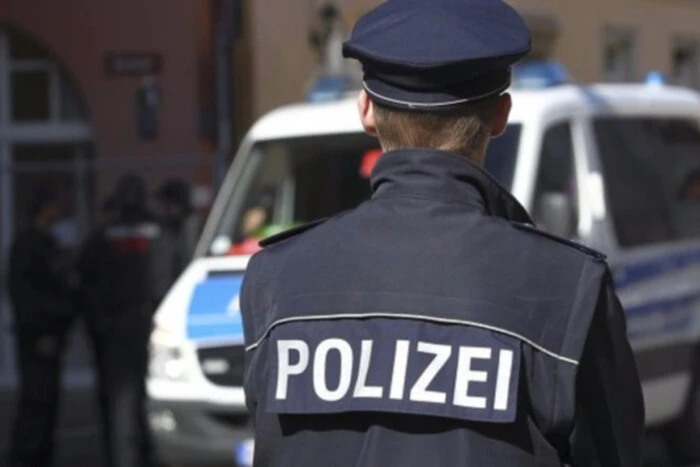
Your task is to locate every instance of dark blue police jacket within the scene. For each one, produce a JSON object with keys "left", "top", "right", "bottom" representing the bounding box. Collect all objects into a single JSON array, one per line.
[{"left": 241, "top": 149, "right": 644, "bottom": 467}]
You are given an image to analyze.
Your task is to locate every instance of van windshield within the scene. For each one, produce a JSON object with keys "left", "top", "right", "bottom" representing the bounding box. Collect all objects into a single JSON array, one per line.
[
  {"left": 594, "top": 117, "right": 700, "bottom": 247},
  {"left": 207, "top": 125, "right": 522, "bottom": 256}
]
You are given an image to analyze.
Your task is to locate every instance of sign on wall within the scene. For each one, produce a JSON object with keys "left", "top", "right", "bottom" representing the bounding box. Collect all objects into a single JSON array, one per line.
[{"left": 105, "top": 52, "right": 163, "bottom": 77}]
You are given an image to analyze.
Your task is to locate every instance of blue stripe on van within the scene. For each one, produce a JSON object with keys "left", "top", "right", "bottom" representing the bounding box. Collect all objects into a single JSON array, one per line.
[
  {"left": 625, "top": 291, "right": 699, "bottom": 340},
  {"left": 614, "top": 246, "right": 700, "bottom": 290},
  {"left": 186, "top": 274, "right": 245, "bottom": 343},
  {"left": 625, "top": 291, "right": 700, "bottom": 316},
  {"left": 613, "top": 246, "right": 700, "bottom": 340},
  {"left": 180, "top": 248, "right": 700, "bottom": 345}
]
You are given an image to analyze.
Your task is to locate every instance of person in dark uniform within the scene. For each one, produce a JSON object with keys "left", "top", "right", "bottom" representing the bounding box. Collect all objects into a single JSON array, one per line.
[
  {"left": 76, "top": 195, "right": 119, "bottom": 466},
  {"left": 7, "top": 188, "right": 75, "bottom": 467},
  {"left": 241, "top": 1, "right": 645, "bottom": 466},
  {"left": 78, "top": 175, "right": 161, "bottom": 467},
  {"left": 153, "top": 178, "right": 200, "bottom": 298}
]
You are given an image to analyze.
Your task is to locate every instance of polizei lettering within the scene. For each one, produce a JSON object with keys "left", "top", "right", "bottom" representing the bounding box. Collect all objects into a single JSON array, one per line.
[
  {"left": 276, "top": 338, "right": 514, "bottom": 408},
  {"left": 266, "top": 319, "right": 521, "bottom": 423}
]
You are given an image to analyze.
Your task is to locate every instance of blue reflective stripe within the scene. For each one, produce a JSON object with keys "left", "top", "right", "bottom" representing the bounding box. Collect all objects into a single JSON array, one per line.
[
  {"left": 624, "top": 290, "right": 700, "bottom": 340},
  {"left": 604, "top": 247, "right": 700, "bottom": 341},
  {"left": 626, "top": 291, "right": 700, "bottom": 317},
  {"left": 186, "top": 274, "right": 245, "bottom": 343},
  {"left": 614, "top": 246, "right": 700, "bottom": 290},
  {"left": 610, "top": 247, "right": 700, "bottom": 340},
  {"left": 627, "top": 314, "right": 692, "bottom": 341}
]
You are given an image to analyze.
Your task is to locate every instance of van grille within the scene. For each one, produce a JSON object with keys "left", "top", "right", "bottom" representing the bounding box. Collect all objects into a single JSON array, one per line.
[{"left": 197, "top": 345, "right": 245, "bottom": 387}]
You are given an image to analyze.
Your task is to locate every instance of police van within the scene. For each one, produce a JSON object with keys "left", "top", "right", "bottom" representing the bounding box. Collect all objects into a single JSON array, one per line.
[{"left": 147, "top": 67, "right": 700, "bottom": 466}]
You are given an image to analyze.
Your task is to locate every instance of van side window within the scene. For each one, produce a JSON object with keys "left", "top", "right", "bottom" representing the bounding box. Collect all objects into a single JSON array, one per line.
[
  {"left": 532, "top": 122, "right": 578, "bottom": 238},
  {"left": 593, "top": 117, "right": 700, "bottom": 247}
]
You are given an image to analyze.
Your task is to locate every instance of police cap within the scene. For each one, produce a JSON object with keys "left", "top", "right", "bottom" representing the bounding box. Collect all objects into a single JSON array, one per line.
[{"left": 343, "top": 0, "right": 531, "bottom": 111}]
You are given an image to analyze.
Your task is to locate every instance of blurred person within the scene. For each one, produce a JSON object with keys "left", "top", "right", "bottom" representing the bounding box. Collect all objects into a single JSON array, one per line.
[
  {"left": 229, "top": 188, "right": 277, "bottom": 256},
  {"left": 6, "top": 187, "right": 76, "bottom": 467},
  {"left": 240, "top": 188, "right": 276, "bottom": 239},
  {"left": 78, "top": 175, "right": 161, "bottom": 467},
  {"left": 75, "top": 195, "right": 119, "bottom": 466},
  {"left": 241, "top": 1, "right": 644, "bottom": 466},
  {"left": 153, "top": 178, "right": 200, "bottom": 297}
]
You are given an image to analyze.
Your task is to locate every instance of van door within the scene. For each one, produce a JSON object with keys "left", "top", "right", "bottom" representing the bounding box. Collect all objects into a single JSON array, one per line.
[
  {"left": 528, "top": 120, "right": 580, "bottom": 240},
  {"left": 591, "top": 115, "right": 700, "bottom": 425}
]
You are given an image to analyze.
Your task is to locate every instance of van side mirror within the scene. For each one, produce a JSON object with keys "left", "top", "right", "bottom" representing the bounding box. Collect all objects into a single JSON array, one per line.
[{"left": 534, "top": 192, "right": 576, "bottom": 239}]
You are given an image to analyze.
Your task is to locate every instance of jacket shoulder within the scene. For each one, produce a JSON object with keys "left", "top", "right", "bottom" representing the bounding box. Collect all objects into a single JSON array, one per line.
[
  {"left": 509, "top": 222, "right": 607, "bottom": 262},
  {"left": 259, "top": 218, "right": 329, "bottom": 248}
]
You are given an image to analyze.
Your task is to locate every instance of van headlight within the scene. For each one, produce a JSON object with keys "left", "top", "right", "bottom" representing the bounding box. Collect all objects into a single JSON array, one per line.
[{"left": 149, "top": 328, "right": 189, "bottom": 382}]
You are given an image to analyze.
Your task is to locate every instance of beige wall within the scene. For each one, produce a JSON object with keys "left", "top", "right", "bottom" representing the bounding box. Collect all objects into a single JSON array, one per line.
[
  {"left": 250, "top": 0, "right": 378, "bottom": 116},
  {"left": 247, "top": 0, "right": 700, "bottom": 120},
  {"left": 510, "top": 0, "right": 700, "bottom": 82}
]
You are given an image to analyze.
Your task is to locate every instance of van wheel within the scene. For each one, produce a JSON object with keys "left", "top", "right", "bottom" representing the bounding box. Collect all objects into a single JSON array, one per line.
[{"left": 666, "top": 370, "right": 700, "bottom": 464}]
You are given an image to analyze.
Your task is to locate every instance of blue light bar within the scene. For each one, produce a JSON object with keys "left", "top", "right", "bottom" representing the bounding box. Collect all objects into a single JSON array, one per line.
[
  {"left": 512, "top": 61, "right": 572, "bottom": 89},
  {"left": 645, "top": 71, "right": 668, "bottom": 86},
  {"left": 308, "top": 75, "right": 355, "bottom": 102}
]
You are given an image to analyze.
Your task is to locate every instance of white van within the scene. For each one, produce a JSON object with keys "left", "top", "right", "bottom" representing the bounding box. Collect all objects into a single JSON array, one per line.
[{"left": 147, "top": 80, "right": 700, "bottom": 466}]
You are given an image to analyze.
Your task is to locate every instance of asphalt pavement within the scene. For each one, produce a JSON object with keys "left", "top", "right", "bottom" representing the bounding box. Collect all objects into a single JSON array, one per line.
[
  {"left": 0, "top": 323, "right": 105, "bottom": 466},
  {"left": 0, "top": 385, "right": 104, "bottom": 466}
]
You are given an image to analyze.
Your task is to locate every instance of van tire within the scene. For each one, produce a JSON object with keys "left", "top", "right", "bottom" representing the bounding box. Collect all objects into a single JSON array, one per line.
[{"left": 666, "top": 368, "right": 700, "bottom": 464}]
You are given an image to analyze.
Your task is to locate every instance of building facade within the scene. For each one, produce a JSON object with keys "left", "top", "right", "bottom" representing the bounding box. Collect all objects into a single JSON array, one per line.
[
  {"left": 245, "top": 0, "right": 700, "bottom": 119},
  {"left": 2, "top": 0, "right": 696, "bottom": 247},
  {"left": 0, "top": 0, "right": 221, "bottom": 251},
  {"left": 0, "top": 0, "right": 220, "bottom": 389}
]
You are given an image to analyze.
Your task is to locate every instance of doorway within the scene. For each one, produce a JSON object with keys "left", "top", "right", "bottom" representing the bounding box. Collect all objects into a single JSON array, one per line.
[{"left": 0, "top": 27, "right": 93, "bottom": 385}]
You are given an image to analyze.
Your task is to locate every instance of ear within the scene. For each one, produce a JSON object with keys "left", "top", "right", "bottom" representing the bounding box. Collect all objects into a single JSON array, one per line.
[
  {"left": 358, "top": 90, "right": 377, "bottom": 137},
  {"left": 490, "top": 93, "right": 512, "bottom": 138}
]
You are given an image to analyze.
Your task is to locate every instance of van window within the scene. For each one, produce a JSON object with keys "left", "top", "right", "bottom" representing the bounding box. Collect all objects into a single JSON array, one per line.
[
  {"left": 207, "top": 125, "right": 522, "bottom": 256},
  {"left": 531, "top": 122, "right": 577, "bottom": 237},
  {"left": 593, "top": 117, "right": 700, "bottom": 247}
]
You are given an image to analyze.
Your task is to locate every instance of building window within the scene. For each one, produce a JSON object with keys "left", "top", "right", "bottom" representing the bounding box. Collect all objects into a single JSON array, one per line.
[
  {"left": 5, "top": 27, "right": 88, "bottom": 123},
  {"left": 524, "top": 14, "right": 559, "bottom": 62},
  {"left": 672, "top": 38, "right": 699, "bottom": 89},
  {"left": 603, "top": 27, "right": 636, "bottom": 82}
]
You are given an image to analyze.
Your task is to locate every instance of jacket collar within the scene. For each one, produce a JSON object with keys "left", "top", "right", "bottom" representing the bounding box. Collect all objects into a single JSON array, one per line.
[{"left": 370, "top": 149, "right": 533, "bottom": 224}]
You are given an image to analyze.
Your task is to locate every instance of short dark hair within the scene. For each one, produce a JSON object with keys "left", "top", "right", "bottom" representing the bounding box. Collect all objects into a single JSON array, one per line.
[{"left": 373, "top": 97, "right": 500, "bottom": 157}]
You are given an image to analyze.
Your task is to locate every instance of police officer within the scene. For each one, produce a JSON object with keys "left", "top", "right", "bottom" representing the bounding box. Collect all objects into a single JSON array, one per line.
[
  {"left": 240, "top": 1, "right": 644, "bottom": 466},
  {"left": 76, "top": 195, "right": 119, "bottom": 466},
  {"left": 153, "top": 178, "right": 200, "bottom": 297},
  {"left": 78, "top": 175, "right": 161, "bottom": 467},
  {"left": 7, "top": 188, "right": 76, "bottom": 466}
]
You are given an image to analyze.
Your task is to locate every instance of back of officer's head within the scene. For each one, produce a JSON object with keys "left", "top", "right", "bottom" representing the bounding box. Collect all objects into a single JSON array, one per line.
[
  {"left": 359, "top": 93, "right": 511, "bottom": 159},
  {"left": 343, "top": 0, "right": 530, "bottom": 161}
]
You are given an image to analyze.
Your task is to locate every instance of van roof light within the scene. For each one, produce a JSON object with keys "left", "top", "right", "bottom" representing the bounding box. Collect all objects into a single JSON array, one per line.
[
  {"left": 511, "top": 61, "right": 572, "bottom": 90},
  {"left": 307, "top": 75, "right": 361, "bottom": 102},
  {"left": 645, "top": 71, "right": 668, "bottom": 86}
]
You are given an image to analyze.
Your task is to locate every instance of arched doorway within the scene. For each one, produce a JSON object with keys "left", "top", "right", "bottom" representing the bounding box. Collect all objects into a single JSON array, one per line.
[{"left": 0, "top": 27, "right": 93, "bottom": 384}]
